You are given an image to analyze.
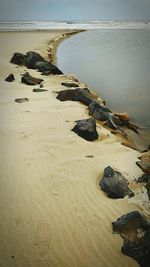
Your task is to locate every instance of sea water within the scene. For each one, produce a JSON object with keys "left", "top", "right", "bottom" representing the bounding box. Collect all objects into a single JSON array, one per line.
[{"left": 57, "top": 29, "right": 150, "bottom": 149}]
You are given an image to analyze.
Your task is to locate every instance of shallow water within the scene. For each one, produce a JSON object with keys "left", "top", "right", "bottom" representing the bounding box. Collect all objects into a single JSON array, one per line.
[{"left": 57, "top": 29, "right": 150, "bottom": 149}]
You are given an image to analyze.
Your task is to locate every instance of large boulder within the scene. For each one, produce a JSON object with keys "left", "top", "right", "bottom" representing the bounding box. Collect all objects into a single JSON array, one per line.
[
  {"left": 56, "top": 88, "right": 98, "bottom": 106},
  {"left": 21, "top": 72, "right": 43, "bottom": 85},
  {"left": 36, "top": 60, "right": 63, "bottom": 75},
  {"left": 10, "top": 52, "right": 25, "bottom": 65},
  {"left": 71, "top": 118, "right": 98, "bottom": 141},
  {"left": 99, "top": 166, "right": 134, "bottom": 198},
  {"left": 5, "top": 74, "right": 15, "bottom": 82},
  {"left": 24, "top": 51, "right": 44, "bottom": 69},
  {"left": 112, "top": 211, "right": 150, "bottom": 267}
]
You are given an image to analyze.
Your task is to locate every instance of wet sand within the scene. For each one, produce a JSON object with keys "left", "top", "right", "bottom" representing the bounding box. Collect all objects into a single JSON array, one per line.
[{"left": 0, "top": 30, "right": 148, "bottom": 267}]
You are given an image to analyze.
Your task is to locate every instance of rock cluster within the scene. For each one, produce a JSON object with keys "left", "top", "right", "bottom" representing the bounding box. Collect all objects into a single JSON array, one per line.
[
  {"left": 56, "top": 88, "right": 139, "bottom": 133},
  {"left": 10, "top": 51, "right": 63, "bottom": 75}
]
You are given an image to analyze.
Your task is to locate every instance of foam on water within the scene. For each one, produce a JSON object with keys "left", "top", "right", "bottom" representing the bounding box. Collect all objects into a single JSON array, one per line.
[{"left": 0, "top": 20, "right": 150, "bottom": 31}]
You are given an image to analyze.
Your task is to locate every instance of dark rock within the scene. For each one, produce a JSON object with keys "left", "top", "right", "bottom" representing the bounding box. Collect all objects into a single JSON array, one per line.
[
  {"left": 89, "top": 101, "right": 111, "bottom": 121},
  {"left": 99, "top": 166, "right": 134, "bottom": 198},
  {"left": 15, "top": 98, "right": 29, "bottom": 103},
  {"left": 21, "top": 72, "right": 43, "bottom": 85},
  {"left": 112, "top": 211, "right": 150, "bottom": 267},
  {"left": 36, "top": 60, "right": 63, "bottom": 75},
  {"left": 5, "top": 74, "right": 15, "bottom": 82},
  {"left": 61, "top": 81, "right": 79, "bottom": 87},
  {"left": 40, "top": 83, "right": 44, "bottom": 88},
  {"left": 10, "top": 51, "right": 63, "bottom": 75},
  {"left": 56, "top": 88, "right": 97, "bottom": 106},
  {"left": 71, "top": 118, "right": 98, "bottom": 141},
  {"left": 24, "top": 51, "right": 44, "bottom": 69},
  {"left": 33, "top": 89, "right": 48, "bottom": 92},
  {"left": 10, "top": 52, "right": 25, "bottom": 65}
]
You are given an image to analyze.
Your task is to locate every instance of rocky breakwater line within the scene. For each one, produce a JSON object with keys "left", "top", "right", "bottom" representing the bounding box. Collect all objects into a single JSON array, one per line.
[
  {"left": 6, "top": 45, "right": 150, "bottom": 266},
  {"left": 56, "top": 85, "right": 140, "bottom": 148}
]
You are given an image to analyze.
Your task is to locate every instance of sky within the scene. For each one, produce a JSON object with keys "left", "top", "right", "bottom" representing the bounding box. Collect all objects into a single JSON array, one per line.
[{"left": 0, "top": 0, "right": 150, "bottom": 21}]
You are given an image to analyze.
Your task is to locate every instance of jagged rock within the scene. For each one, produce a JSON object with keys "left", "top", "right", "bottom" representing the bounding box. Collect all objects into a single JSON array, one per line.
[
  {"left": 89, "top": 101, "right": 126, "bottom": 130},
  {"left": 112, "top": 211, "right": 150, "bottom": 267},
  {"left": 89, "top": 101, "right": 111, "bottom": 121},
  {"left": 10, "top": 52, "right": 25, "bottom": 65},
  {"left": 15, "top": 98, "right": 29, "bottom": 103},
  {"left": 21, "top": 72, "right": 43, "bottom": 85},
  {"left": 5, "top": 74, "right": 15, "bottom": 82},
  {"left": 36, "top": 60, "right": 63, "bottom": 75},
  {"left": 24, "top": 51, "right": 44, "bottom": 69},
  {"left": 56, "top": 88, "right": 97, "bottom": 106},
  {"left": 61, "top": 81, "right": 79, "bottom": 87},
  {"left": 33, "top": 88, "right": 48, "bottom": 92},
  {"left": 136, "top": 151, "right": 150, "bottom": 174},
  {"left": 99, "top": 166, "right": 134, "bottom": 198},
  {"left": 71, "top": 118, "right": 98, "bottom": 141}
]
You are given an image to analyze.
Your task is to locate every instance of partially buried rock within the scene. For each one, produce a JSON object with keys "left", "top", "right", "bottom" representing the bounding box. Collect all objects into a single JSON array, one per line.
[
  {"left": 33, "top": 88, "right": 48, "bottom": 92},
  {"left": 5, "top": 74, "right": 15, "bottom": 82},
  {"left": 99, "top": 166, "right": 134, "bottom": 198},
  {"left": 15, "top": 98, "right": 29, "bottom": 103},
  {"left": 61, "top": 81, "right": 79, "bottom": 87},
  {"left": 21, "top": 72, "right": 43, "bottom": 85},
  {"left": 72, "top": 118, "right": 98, "bottom": 141},
  {"left": 112, "top": 211, "right": 150, "bottom": 267}
]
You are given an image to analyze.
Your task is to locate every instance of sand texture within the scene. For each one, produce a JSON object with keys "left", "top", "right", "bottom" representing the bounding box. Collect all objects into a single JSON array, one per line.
[{"left": 0, "top": 31, "right": 148, "bottom": 267}]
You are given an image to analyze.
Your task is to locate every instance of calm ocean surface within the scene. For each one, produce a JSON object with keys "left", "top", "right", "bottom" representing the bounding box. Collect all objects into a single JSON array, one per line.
[
  {"left": 57, "top": 30, "right": 150, "bottom": 125},
  {"left": 57, "top": 29, "right": 150, "bottom": 148}
]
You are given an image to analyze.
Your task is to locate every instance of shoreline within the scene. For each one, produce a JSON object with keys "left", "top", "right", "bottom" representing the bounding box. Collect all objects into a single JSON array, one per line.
[
  {"left": 47, "top": 29, "right": 85, "bottom": 64},
  {"left": 0, "top": 29, "right": 149, "bottom": 267}
]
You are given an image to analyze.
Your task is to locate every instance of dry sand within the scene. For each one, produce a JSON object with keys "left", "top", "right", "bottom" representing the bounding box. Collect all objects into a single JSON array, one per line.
[{"left": 0, "top": 30, "right": 148, "bottom": 267}]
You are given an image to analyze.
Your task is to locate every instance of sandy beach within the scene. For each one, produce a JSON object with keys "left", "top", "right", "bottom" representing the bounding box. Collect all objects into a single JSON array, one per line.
[{"left": 0, "top": 30, "right": 149, "bottom": 267}]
